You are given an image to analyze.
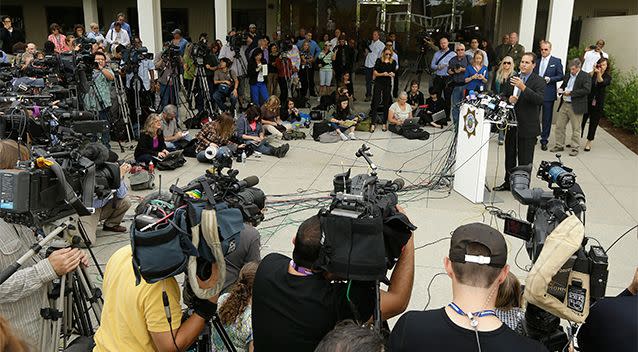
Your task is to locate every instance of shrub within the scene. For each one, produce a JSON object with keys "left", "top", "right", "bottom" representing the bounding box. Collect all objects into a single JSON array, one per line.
[{"left": 604, "top": 70, "right": 638, "bottom": 134}]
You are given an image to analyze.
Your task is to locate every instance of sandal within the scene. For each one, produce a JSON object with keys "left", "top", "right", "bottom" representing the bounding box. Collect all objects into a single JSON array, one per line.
[{"left": 369, "top": 124, "right": 376, "bottom": 133}]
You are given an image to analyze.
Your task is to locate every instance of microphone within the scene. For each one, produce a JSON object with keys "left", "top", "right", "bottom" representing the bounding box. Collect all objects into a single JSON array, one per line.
[{"left": 231, "top": 176, "right": 259, "bottom": 191}]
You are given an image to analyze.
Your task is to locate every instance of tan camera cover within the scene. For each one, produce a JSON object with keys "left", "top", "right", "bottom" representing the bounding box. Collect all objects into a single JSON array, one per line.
[{"left": 524, "top": 215, "right": 590, "bottom": 323}]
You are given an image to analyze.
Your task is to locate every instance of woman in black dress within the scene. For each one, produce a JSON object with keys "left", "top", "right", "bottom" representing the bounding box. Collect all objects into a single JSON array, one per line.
[
  {"left": 581, "top": 57, "right": 612, "bottom": 152},
  {"left": 369, "top": 48, "right": 397, "bottom": 132}
]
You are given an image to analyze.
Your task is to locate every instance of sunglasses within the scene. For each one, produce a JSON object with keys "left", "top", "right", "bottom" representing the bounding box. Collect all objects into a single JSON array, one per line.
[{"left": 503, "top": 62, "right": 512, "bottom": 65}]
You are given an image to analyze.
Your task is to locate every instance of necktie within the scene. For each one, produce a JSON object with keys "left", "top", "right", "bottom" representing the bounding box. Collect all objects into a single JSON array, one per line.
[{"left": 540, "top": 58, "right": 548, "bottom": 77}]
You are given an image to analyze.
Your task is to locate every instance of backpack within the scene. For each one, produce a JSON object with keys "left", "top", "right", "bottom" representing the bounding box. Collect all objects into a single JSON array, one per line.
[
  {"left": 318, "top": 131, "right": 342, "bottom": 143},
  {"left": 129, "top": 170, "right": 155, "bottom": 191},
  {"left": 156, "top": 154, "right": 187, "bottom": 170},
  {"left": 312, "top": 121, "right": 332, "bottom": 141},
  {"left": 283, "top": 130, "right": 306, "bottom": 140}
]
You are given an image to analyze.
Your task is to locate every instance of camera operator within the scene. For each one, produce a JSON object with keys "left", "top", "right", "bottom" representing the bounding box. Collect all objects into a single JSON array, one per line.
[
  {"left": 576, "top": 267, "right": 638, "bottom": 352},
  {"left": 93, "top": 244, "right": 219, "bottom": 351},
  {"left": 0, "top": 141, "right": 89, "bottom": 346},
  {"left": 155, "top": 42, "right": 184, "bottom": 114},
  {"left": 120, "top": 38, "right": 156, "bottom": 131},
  {"left": 389, "top": 223, "right": 547, "bottom": 351},
  {"left": 188, "top": 33, "right": 218, "bottom": 114},
  {"left": 219, "top": 29, "right": 250, "bottom": 107},
  {"left": 78, "top": 143, "right": 132, "bottom": 244},
  {"left": 83, "top": 51, "right": 115, "bottom": 149},
  {"left": 252, "top": 208, "right": 415, "bottom": 351}
]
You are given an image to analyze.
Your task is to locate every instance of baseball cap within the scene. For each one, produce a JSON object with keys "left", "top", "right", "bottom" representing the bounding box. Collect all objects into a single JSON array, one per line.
[
  {"left": 449, "top": 223, "right": 507, "bottom": 268},
  {"left": 172, "top": 29, "right": 181, "bottom": 35}
]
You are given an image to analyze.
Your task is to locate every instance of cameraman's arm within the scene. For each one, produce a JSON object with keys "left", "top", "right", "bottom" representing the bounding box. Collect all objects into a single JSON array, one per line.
[
  {"left": 0, "top": 257, "right": 57, "bottom": 303},
  {"left": 150, "top": 314, "right": 207, "bottom": 352},
  {"left": 380, "top": 224, "right": 415, "bottom": 319},
  {"left": 101, "top": 67, "right": 114, "bottom": 81}
]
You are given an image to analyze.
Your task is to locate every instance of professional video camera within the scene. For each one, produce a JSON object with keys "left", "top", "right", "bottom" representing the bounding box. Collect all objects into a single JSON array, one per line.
[
  {"left": 191, "top": 39, "right": 211, "bottom": 66},
  {"left": 315, "top": 144, "right": 415, "bottom": 281},
  {"left": 122, "top": 46, "right": 154, "bottom": 66},
  {"left": 499, "top": 159, "right": 609, "bottom": 351},
  {"left": 161, "top": 43, "right": 181, "bottom": 66},
  {"left": 228, "top": 32, "right": 248, "bottom": 54},
  {"left": 0, "top": 143, "right": 120, "bottom": 227}
]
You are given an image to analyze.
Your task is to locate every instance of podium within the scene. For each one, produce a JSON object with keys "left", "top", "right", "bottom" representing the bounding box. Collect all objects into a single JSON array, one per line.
[{"left": 453, "top": 104, "right": 494, "bottom": 203}]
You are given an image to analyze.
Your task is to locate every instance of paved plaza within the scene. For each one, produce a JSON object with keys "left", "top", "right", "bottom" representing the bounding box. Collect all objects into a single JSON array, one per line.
[{"left": 90, "top": 95, "right": 637, "bottom": 327}]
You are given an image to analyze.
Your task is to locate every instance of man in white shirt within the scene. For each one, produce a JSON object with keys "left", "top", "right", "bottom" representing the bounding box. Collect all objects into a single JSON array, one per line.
[
  {"left": 328, "top": 28, "right": 341, "bottom": 49},
  {"left": 582, "top": 39, "right": 609, "bottom": 73},
  {"left": 364, "top": 30, "right": 385, "bottom": 102},
  {"left": 466, "top": 37, "right": 488, "bottom": 68},
  {"left": 105, "top": 22, "right": 130, "bottom": 51}
]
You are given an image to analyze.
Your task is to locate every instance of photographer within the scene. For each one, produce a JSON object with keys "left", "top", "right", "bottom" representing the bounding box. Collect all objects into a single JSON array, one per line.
[
  {"left": 83, "top": 51, "right": 115, "bottom": 149},
  {"left": 155, "top": 42, "right": 184, "bottom": 114},
  {"left": 190, "top": 33, "right": 218, "bottom": 114},
  {"left": 121, "top": 38, "right": 156, "bottom": 133},
  {"left": 79, "top": 143, "right": 132, "bottom": 243},
  {"left": 252, "top": 209, "right": 414, "bottom": 351},
  {"left": 93, "top": 244, "right": 219, "bottom": 351},
  {"left": 576, "top": 268, "right": 638, "bottom": 352},
  {"left": 389, "top": 223, "right": 546, "bottom": 351},
  {"left": 0, "top": 140, "right": 89, "bottom": 346},
  {"left": 219, "top": 30, "right": 250, "bottom": 107}
]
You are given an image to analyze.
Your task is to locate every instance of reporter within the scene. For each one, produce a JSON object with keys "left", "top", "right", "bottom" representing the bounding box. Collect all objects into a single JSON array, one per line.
[
  {"left": 260, "top": 95, "right": 291, "bottom": 139},
  {"left": 161, "top": 105, "right": 192, "bottom": 150},
  {"left": 235, "top": 105, "right": 289, "bottom": 158},
  {"left": 93, "top": 245, "right": 218, "bottom": 352},
  {"left": 83, "top": 51, "right": 115, "bottom": 149},
  {"left": 329, "top": 95, "right": 358, "bottom": 141},
  {"left": 212, "top": 57, "right": 239, "bottom": 113},
  {"left": 252, "top": 207, "right": 414, "bottom": 351},
  {"left": 0, "top": 141, "right": 89, "bottom": 347},
  {"left": 195, "top": 112, "right": 238, "bottom": 163},
  {"left": 134, "top": 113, "right": 169, "bottom": 164}
]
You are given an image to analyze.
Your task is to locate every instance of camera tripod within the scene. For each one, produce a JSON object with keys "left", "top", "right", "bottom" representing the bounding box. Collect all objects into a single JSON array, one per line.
[
  {"left": 127, "top": 64, "right": 146, "bottom": 139},
  {"left": 400, "top": 51, "right": 428, "bottom": 92},
  {"left": 0, "top": 219, "right": 104, "bottom": 352},
  {"left": 192, "top": 62, "right": 216, "bottom": 116},
  {"left": 112, "top": 66, "right": 134, "bottom": 144},
  {"left": 157, "top": 59, "right": 194, "bottom": 122}
]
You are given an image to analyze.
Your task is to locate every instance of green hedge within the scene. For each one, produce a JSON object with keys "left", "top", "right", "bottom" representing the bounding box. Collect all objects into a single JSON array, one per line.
[{"left": 604, "top": 70, "right": 638, "bottom": 134}]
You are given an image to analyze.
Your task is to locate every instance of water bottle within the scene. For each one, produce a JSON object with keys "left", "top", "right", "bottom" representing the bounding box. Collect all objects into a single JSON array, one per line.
[
  {"left": 148, "top": 161, "right": 154, "bottom": 174},
  {"left": 241, "top": 150, "right": 247, "bottom": 163}
]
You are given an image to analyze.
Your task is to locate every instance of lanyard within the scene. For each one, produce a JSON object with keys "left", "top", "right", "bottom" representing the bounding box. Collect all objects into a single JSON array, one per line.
[
  {"left": 290, "top": 260, "right": 314, "bottom": 276},
  {"left": 448, "top": 302, "right": 497, "bottom": 327}
]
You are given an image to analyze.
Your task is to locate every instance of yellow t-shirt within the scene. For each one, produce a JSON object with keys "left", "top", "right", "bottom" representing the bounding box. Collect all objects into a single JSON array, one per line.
[{"left": 93, "top": 245, "right": 183, "bottom": 352}]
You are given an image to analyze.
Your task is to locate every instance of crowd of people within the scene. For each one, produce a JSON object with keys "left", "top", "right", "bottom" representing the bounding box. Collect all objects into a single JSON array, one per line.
[{"left": 0, "top": 11, "right": 631, "bottom": 352}]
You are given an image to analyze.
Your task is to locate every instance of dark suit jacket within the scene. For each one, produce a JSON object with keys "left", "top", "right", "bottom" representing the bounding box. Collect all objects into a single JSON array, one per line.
[
  {"left": 533, "top": 56, "right": 564, "bottom": 101},
  {"left": 134, "top": 129, "right": 167, "bottom": 159},
  {"left": 557, "top": 70, "right": 591, "bottom": 115},
  {"left": 502, "top": 72, "right": 546, "bottom": 138}
]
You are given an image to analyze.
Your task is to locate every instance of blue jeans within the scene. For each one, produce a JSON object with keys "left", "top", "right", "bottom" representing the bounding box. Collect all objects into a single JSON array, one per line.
[
  {"left": 250, "top": 82, "right": 268, "bottom": 106},
  {"left": 365, "top": 67, "right": 374, "bottom": 98},
  {"left": 540, "top": 100, "right": 555, "bottom": 146},
  {"left": 213, "top": 88, "right": 238, "bottom": 112},
  {"left": 196, "top": 146, "right": 232, "bottom": 162},
  {"left": 165, "top": 134, "right": 193, "bottom": 151},
  {"left": 245, "top": 140, "right": 274, "bottom": 155},
  {"left": 451, "top": 85, "right": 466, "bottom": 125}
]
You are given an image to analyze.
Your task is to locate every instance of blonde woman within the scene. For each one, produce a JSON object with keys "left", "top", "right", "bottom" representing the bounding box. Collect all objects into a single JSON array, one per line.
[
  {"left": 492, "top": 56, "right": 515, "bottom": 144},
  {"left": 134, "top": 114, "right": 169, "bottom": 163},
  {"left": 260, "top": 95, "right": 291, "bottom": 138}
]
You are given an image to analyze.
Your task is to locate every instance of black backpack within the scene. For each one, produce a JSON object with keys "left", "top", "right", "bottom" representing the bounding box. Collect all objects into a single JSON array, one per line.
[
  {"left": 156, "top": 154, "right": 187, "bottom": 170},
  {"left": 312, "top": 122, "right": 332, "bottom": 141}
]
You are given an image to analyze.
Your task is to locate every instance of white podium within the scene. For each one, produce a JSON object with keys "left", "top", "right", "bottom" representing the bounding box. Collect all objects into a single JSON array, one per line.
[{"left": 453, "top": 104, "right": 493, "bottom": 203}]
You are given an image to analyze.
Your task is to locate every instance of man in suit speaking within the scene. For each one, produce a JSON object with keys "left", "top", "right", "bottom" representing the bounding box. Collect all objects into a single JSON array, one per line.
[
  {"left": 534, "top": 40, "right": 564, "bottom": 151},
  {"left": 494, "top": 52, "right": 545, "bottom": 191}
]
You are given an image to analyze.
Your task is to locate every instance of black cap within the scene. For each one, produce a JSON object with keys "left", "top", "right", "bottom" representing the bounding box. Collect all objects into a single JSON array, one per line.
[{"left": 449, "top": 223, "right": 507, "bottom": 268}]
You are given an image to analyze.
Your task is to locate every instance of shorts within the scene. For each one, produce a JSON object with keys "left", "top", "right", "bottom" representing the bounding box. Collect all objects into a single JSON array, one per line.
[{"left": 320, "top": 70, "right": 333, "bottom": 86}]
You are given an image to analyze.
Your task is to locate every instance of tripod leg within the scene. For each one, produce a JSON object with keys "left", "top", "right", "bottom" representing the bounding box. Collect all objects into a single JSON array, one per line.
[
  {"left": 51, "top": 275, "right": 66, "bottom": 352},
  {"left": 75, "top": 265, "right": 103, "bottom": 321},
  {"left": 211, "top": 313, "right": 238, "bottom": 352},
  {"left": 77, "top": 219, "right": 104, "bottom": 278}
]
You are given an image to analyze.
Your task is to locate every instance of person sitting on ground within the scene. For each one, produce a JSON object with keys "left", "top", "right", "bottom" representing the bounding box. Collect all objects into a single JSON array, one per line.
[
  {"left": 195, "top": 112, "right": 239, "bottom": 163},
  {"left": 260, "top": 95, "right": 291, "bottom": 139},
  {"left": 407, "top": 80, "right": 440, "bottom": 128},
  {"left": 494, "top": 271, "right": 525, "bottom": 333},
  {"left": 329, "top": 95, "right": 358, "bottom": 141},
  {"left": 315, "top": 320, "right": 385, "bottom": 352},
  {"left": 388, "top": 92, "right": 429, "bottom": 140},
  {"left": 252, "top": 210, "right": 414, "bottom": 351},
  {"left": 134, "top": 113, "right": 169, "bottom": 164},
  {"left": 214, "top": 262, "right": 259, "bottom": 352},
  {"left": 235, "top": 105, "right": 289, "bottom": 158},
  {"left": 281, "top": 98, "right": 309, "bottom": 129},
  {"left": 389, "top": 223, "right": 547, "bottom": 352},
  {"left": 212, "top": 57, "right": 239, "bottom": 113},
  {"left": 423, "top": 87, "right": 444, "bottom": 128},
  {"left": 161, "top": 104, "right": 192, "bottom": 151}
]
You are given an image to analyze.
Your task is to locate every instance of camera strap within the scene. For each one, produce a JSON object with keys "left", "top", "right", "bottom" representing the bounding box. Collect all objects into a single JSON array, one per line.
[
  {"left": 447, "top": 302, "right": 497, "bottom": 326},
  {"left": 289, "top": 260, "right": 314, "bottom": 276}
]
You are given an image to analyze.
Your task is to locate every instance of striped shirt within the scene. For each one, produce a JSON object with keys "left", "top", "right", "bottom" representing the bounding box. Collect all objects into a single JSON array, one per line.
[{"left": 0, "top": 220, "right": 57, "bottom": 347}]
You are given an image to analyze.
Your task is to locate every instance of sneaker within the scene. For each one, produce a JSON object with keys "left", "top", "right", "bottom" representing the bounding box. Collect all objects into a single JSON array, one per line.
[
  {"left": 280, "top": 143, "right": 290, "bottom": 157},
  {"left": 339, "top": 131, "right": 349, "bottom": 141},
  {"left": 569, "top": 149, "right": 579, "bottom": 156},
  {"left": 348, "top": 132, "right": 357, "bottom": 140},
  {"left": 549, "top": 146, "right": 564, "bottom": 152},
  {"left": 498, "top": 140, "right": 504, "bottom": 146}
]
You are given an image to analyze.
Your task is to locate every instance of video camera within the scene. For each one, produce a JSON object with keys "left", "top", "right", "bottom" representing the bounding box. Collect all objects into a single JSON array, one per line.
[
  {"left": 499, "top": 159, "right": 609, "bottom": 351},
  {"left": 122, "top": 46, "right": 154, "bottom": 66},
  {"left": 161, "top": 43, "right": 181, "bottom": 66},
  {"left": 227, "top": 32, "right": 247, "bottom": 54},
  {"left": 191, "top": 39, "right": 211, "bottom": 66},
  {"left": 315, "top": 144, "right": 416, "bottom": 282},
  {"left": 0, "top": 143, "right": 120, "bottom": 227}
]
